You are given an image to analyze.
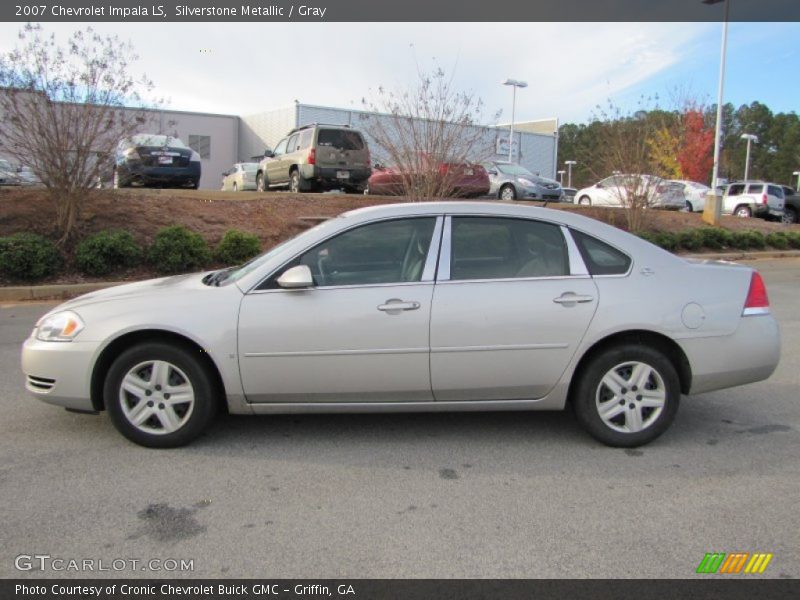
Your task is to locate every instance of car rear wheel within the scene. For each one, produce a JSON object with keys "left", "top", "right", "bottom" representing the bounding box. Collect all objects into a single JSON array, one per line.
[
  {"left": 685, "top": 201, "right": 694, "bottom": 213},
  {"left": 734, "top": 205, "right": 752, "bottom": 218},
  {"left": 782, "top": 206, "right": 797, "bottom": 224},
  {"left": 499, "top": 184, "right": 517, "bottom": 201},
  {"left": 232, "top": 182, "right": 238, "bottom": 192},
  {"left": 289, "top": 170, "right": 303, "bottom": 193},
  {"left": 256, "top": 173, "right": 266, "bottom": 192},
  {"left": 573, "top": 344, "right": 680, "bottom": 447},
  {"left": 104, "top": 342, "right": 218, "bottom": 448},
  {"left": 578, "top": 196, "right": 591, "bottom": 206}
]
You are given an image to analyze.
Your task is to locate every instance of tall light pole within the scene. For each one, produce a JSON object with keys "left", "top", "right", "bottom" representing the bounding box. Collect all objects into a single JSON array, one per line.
[
  {"left": 740, "top": 133, "right": 758, "bottom": 181},
  {"left": 502, "top": 78, "right": 528, "bottom": 163},
  {"left": 565, "top": 160, "right": 577, "bottom": 188},
  {"left": 794, "top": 170, "right": 800, "bottom": 190},
  {"left": 703, "top": 0, "right": 730, "bottom": 224},
  {"left": 557, "top": 170, "right": 565, "bottom": 185}
]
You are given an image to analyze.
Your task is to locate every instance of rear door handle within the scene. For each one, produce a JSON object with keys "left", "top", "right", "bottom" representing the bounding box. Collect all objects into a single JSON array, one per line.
[
  {"left": 553, "top": 292, "right": 594, "bottom": 305},
  {"left": 377, "top": 299, "right": 421, "bottom": 313}
]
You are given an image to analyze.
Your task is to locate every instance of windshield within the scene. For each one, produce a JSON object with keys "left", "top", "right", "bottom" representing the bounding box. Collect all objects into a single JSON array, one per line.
[
  {"left": 130, "top": 134, "right": 187, "bottom": 148},
  {"left": 317, "top": 129, "right": 364, "bottom": 150},
  {"left": 496, "top": 163, "right": 534, "bottom": 177},
  {"left": 0, "top": 159, "right": 12, "bottom": 171}
]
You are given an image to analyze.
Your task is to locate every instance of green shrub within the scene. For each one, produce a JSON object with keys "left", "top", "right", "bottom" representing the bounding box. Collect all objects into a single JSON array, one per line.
[
  {"left": 652, "top": 232, "right": 678, "bottom": 252},
  {"left": 147, "top": 226, "right": 210, "bottom": 274},
  {"left": 765, "top": 231, "right": 789, "bottom": 250},
  {"left": 0, "top": 233, "right": 62, "bottom": 281},
  {"left": 744, "top": 231, "right": 766, "bottom": 250},
  {"left": 729, "top": 231, "right": 751, "bottom": 249},
  {"left": 698, "top": 227, "right": 733, "bottom": 250},
  {"left": 214, "top": 229, "right": 262, "bottom": 265},
  {"left": 786, "top": 231, "right": 800, "bottom": 249},
  {"left": 75, "top": 230, "right": 143, "bottom": 276},
  {"left": 636, "top": 231, "right": 657, "bottom": 245},
  {"left": 676, "top": 230, "right": 703, "bottom": 251}
]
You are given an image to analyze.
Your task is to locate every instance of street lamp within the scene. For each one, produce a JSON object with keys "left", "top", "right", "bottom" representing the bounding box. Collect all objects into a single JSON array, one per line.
[
  {"left": 557, "top": 170, "right": 566, "bottom": 185},
  {"left": 502, "top": 78, "right": 528, "bottom": 163},
  {"left": 740, "top": 133, "right": 758, "bottom": 181},
  {"left": 564, "top": 161, "right": 577, "bottom": 188},
  {"left": 794, "top": 170, "right": 800, "bottom": 190},
  {"left": 703, "top": 0, "right": 730, "bottom": 224}
]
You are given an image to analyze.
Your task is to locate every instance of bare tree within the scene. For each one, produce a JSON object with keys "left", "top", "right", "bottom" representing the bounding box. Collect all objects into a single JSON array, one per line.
[
  {"left": 362, "top": 65, "right": 498, "bottom": 201},
  {"left": 0, "top": 24, "right": 158, "bottom": 244},
  {"left": 587, "top": 99, "right": 684, "bottom": 232}
]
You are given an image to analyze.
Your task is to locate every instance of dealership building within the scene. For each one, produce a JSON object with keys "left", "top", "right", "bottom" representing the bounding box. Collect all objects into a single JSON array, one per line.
[{"left": 145, "top": 102, "right": 559, "bottom": 190}]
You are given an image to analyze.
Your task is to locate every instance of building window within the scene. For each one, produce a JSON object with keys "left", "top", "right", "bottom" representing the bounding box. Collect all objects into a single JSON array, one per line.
[{"left": 188, "top": 135, "right": 211, "bottom": 159}]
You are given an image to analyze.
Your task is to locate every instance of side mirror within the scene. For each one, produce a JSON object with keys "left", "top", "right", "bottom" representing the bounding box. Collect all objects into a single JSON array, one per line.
[
  {"left": 277, "top": 265, "right": 314, "bottom": 289},
  {"left": 264, "top": 148, "right": 274, "bottom": 158},
  {"left": 487, "top": 169, "right": 498, "bottom": 176},
  {"left": 596, "top": 182, "right": 604, "bottom": 189}
]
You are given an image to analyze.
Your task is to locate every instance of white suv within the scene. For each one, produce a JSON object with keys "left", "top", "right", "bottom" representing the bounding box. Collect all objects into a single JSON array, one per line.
[{"left": 721, "top": 181, "right": 785, "bottom": 219}]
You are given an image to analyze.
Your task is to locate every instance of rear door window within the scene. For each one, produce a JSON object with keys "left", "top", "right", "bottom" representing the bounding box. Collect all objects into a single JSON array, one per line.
[
  {"left": 317, "top": 129, "right": 365, "bottom": 150},
  {"left": 727, "top": 184, "right": 744, "bottom": 196}
]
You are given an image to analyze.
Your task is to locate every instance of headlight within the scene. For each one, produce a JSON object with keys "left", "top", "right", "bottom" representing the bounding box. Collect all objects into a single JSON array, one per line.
[
  {"left": 190, "top": 151, "right": 202, "bottom": 162},
  {"left": 517, "top": 177, "right": 535, "bottom": 187},
  {"left": 123, "top": 148, "right": 140, "bottom": 160},
  {"left": 35, "top": 311, "right": 85, "bottom": 342}
]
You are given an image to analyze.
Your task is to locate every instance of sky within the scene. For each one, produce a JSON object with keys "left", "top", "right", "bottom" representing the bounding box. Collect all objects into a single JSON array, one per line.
[{"left": 0, "top": 21, "right": 797, "bottom": 125}]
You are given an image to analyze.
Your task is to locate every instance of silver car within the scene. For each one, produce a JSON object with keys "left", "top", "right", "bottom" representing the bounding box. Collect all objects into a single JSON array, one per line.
[
  {"left": 221, "top": 162, "right": 258, "bottom": 192},
  {"left": 483, "top": 161, "right": 563, "bottom": 201},
  {"left": 575, "top": 174, "right": 685, "bottom": 209},
  {"left": 22, "top": 202, "right": 780, "bottom": 448}
]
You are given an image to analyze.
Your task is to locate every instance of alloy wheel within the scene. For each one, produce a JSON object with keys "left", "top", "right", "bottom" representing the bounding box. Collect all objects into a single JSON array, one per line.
[
  {"left": 595, "top": 361, "right": 666, "bottom": 434},
  {"left": 118, "top": 360, "right": 195, "bottom": 435}
]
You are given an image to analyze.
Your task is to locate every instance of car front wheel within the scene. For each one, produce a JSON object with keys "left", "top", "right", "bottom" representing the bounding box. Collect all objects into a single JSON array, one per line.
[
  {"left": 573, "top": 344, "right": 680, "bottom": 447},
  {"left": 499, "top": 184, "right": 517, "bottom": 201},
  {"left": 104, "top": 342, "right": 218, "bottom": 448}
]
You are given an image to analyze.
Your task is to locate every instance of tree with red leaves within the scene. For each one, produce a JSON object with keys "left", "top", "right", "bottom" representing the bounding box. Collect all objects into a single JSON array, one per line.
[{"left": 677, "top": 110, "right": 714, "bottom": 184}]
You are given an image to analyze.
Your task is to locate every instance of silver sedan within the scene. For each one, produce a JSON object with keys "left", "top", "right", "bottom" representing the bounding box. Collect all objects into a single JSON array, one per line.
[{"left": 21, "top": 202, "right": 780, "bottom": 448}]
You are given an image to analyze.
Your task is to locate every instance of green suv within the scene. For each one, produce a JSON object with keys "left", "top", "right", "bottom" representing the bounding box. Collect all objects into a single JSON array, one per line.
[{"left": 255, "top": 124, "right": 371, "bottom": 194}]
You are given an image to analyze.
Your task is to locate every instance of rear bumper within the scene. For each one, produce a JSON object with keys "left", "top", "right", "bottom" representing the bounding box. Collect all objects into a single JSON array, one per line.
[
  {"left": 301, "top": 165, "right": 371, "bottom": 188},
  {"left": 21, "top": 337, "right": 99, "bottom": 411},
  {"left": 679, "top": 315, "right": 780, "bottom": 395},
  {"left": 120, "top": 162, "right": 201, "bottom": 186}
]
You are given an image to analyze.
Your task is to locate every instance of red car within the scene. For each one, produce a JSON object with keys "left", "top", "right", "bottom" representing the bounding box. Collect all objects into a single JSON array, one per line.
[{"left": 366, "top": 156, "right": 490, "bottom": 198}]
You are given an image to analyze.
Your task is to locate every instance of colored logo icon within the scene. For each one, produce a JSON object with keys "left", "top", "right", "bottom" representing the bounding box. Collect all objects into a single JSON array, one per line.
[{"left": 696, "top": 552, "right": 773, "bottom": 574}]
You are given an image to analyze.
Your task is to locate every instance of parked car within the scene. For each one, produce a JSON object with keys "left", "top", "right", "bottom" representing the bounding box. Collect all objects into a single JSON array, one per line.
[
  {"left": 221, "top": 162, "right": 258, "bottom": 192},
  {"left": 669, "top": 180, "right": 710, "bottom": 212},
  {"left": 16, "top": 165, "right": 43, "bottom": 186},
  {"left": 779, "top": 185, "right": 798, "bottom": 224},
  {"left": 366, "top": 157, "right": 489, "bottom": 198},
  {"left": 256, "top": 124, "right": 371, "bottom": 194},
  {"left": 574, "top": 174, "right": 685, "bottom": 209},
  {"left": 721, "top": 181, "right": 784, "bottom": 219},
  {"left": 22, "top": 202, "right": 780, "bottom": 449},
  {"left": 562, "top": 187, "right": 578, "bottom": 203},
  {"left": 483, "top": 161, "right": 562, "bottom": 201},
  {"left": 0, "top": 159, "right": 22, "bottom": 186},
  {"left": 113, "top": 134, "right": 201, "bottom": 189}
]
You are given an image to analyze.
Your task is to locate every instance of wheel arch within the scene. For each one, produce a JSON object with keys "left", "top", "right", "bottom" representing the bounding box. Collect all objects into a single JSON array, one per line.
[
  {"left": 567, "top": 329, "right": 692, "bottom": 404},
  {"left": 90, "top": 329, "right": 226, "bottom": 412}
]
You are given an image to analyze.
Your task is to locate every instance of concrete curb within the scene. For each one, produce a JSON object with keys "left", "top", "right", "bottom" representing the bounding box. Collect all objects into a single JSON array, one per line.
[
  {"left": 683, "top": 250, "right": 800, "bottom": 261},
  {"left": 2, "top": 250, "right": 800, "bottom": 304},
  {"left": 0, "top": 281, "right": 126, "bottom": 303}
]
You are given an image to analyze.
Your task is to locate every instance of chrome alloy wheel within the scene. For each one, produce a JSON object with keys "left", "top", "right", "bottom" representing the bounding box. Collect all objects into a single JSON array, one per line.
[
  {"left": 595, "top": 361, "right": 666, "bottom": 433},
  {"left": 119, "top": 360, "right": 195, "bottom": 435}
]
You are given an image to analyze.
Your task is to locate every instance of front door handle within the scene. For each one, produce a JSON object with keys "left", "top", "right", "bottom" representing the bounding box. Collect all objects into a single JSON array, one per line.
[
  {"left": 377, "top": 299, "right": 420, "bottom": 313},
  {"left": 553, "top": 292, "right": 595, "bottom": 306}
]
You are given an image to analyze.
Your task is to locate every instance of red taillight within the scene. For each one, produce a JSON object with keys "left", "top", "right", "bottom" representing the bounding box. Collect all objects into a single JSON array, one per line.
[
  {"left": 307, "top": 148, "right": 316, "bottom": 165},
  {"left": 762, "top": 193, "right": 768, "bottom": 205},
  {"left": 743, "top": 271, "right": 770, "bottom": 315}
]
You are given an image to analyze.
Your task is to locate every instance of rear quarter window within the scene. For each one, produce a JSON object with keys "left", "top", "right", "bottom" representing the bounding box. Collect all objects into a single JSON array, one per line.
[
  {"left": 747, "top": 184, "right": 763, "bottom": 193},
  {"left": 571, "top": 230, "right": 631, "bottom": 276},
  {"left": 768, "top": 185, "right": 783, "bottom": 198}
]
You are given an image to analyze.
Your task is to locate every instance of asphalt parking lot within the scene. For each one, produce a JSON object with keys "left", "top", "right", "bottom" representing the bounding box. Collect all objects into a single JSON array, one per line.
[{"left": 1, "top": 258, "right": 798, "bottom": 580}]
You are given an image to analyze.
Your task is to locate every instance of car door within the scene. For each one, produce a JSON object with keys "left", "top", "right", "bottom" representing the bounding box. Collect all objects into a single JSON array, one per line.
[
  {"left": 238, "top": 216, "right": 443, "bottom": 403},
  {"left": 266, "top": 138, "right": 289, "bottom": 185},
  {"left": 430, "top": 215, "right": 598, "bottom": 401},
  {"left": 595, "top": 176, "right": 620, "bottom": 206}
]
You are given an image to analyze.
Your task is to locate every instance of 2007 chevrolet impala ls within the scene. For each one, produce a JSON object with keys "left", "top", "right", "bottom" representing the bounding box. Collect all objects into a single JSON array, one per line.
[{"left": 21, "top": 202, "right": 780, "bottom": 448}]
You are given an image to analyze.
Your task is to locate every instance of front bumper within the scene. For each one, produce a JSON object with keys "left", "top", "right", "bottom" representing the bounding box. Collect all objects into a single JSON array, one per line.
[
  {"left": 21, "top": 337, "right": 99, "bottom": 411},
  {"left": 518, "top": 184, "right": 562, "bottom": 201},
  {"left": 679, "top": 314, "right": 780, "bottom": 395}
]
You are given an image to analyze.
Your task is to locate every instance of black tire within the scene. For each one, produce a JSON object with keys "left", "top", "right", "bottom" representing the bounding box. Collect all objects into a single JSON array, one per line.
[
  {"left": 685, "top": 201, "right": 694, "bottom": 213},
  {"left": 289, "top": 170, "right": 305, "bottom": 193},
  {"left": 189, "top": 180, "right": 199, "bottom": 190},
  {"left": 113, "top": 169, "right": 129, "bottom": 189},
  {"left": 734, "top": 204, "right": 752, "bottom": 218},
  {"left": 578, "top": 196, "right": 592, "bottom": 206},
  {"left": 256, "top": 172, "right": 266, "bottom": 192},
  {"left": 499, "top": 184, "right": 517, "bottom": 201},
  {"left": 104, "top": 342, "right": 219, "bottom": 448},
  {"left": 232, "top": 182, "right": 238, "bottom": 192},
  {"left": 572, "top": 344, "right": 680, "bottom": 447},
  {"left": 782, "top": 206, "right": 797, "bottom": 224}
]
